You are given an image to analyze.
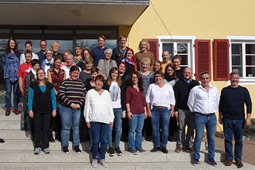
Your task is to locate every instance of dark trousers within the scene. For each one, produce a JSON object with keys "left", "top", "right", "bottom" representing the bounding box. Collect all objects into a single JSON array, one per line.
[
  {"left": 143, "top": 117, "right": 152, "bottom": 138},
  {"left": 169, "top": 115, "right": 178, "bottom": 137},
  {"left": 34, "top": 112, "right": 51, "bottom": 149},
  {"left": 122, "top": 117, "right": 129, "bottom": 140}
]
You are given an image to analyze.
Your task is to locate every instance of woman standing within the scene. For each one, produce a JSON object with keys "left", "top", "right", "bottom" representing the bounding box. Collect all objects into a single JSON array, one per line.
[
  {"left": 28, "top": 69, "right": 57, "bottom": 154},
  {"left": 97, "top": 48, "right": 117, "bottom": 80},
  {"left": 41, "top": 49, "right": 54, "bottom": 78},
  {"left": 84, "top": 75, "right": 114, "bottom": 168},
  {"left": 126, "top": 71, "right": 147, "bottom": 155},
  {"left": 2, "top": 38, "right": 20, "bottom": 116},
  {"left": 121, "top": 48, "right": 138, "bottom": 76},
  {"left": 82, "top": 48, "right": 92, "bottom": 61},
  {"left": 106, "top": 67, "right": 126, "bottom": 156},
  {"left": 146, "top": 70, "right": 175, "bottom": 154},
  {"left": 153, "top": 60, "right": 162, "bottom": 73},
  {"left": 58, "top": 65, "right": 85, "bottom": 153},
  {"left": 79, "top": 57, "right": 93, "bottom": 85},
  {"left": 74, "top": 45, "right": 86, "bottom": 70},
  {"left": 118, "top": 62, "right": 129, "bottom": 82}
]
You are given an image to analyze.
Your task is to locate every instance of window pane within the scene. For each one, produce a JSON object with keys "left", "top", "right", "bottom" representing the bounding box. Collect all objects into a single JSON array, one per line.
[
  {"left": 246, "top": 44, "right": 255, "bottom": 54},
  {"left": 246, "top": 67, "right": 255, "bottom": 77},
  {"left": 232, "top": 67, "right": 242, "bottom": 78},
  {"left": 163, "top": 43, "right": 173, "bottom": 59},
  {"left": 231, "top": 44, "right": 241, "bottom": 54},
  {"left": 246, "top": 55, "right": 255, "bottom": 65},
  {"left": 232, "top": 55, "right": 241, "bottom": 65},
  {"left": 177, "top": 43, "right": 187, "bottom": 53},
  {"left": 179, "top": 55, "right": 187, "bottom": 65}
]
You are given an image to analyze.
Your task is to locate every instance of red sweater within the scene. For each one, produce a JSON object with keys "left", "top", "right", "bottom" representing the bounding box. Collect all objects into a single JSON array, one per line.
[{"left": 125, "top": 86, "right": 146, "bottom": 114}]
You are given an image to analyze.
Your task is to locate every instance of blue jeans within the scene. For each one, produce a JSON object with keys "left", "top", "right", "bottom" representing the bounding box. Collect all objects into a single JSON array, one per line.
[
  {"left": 59, "top": 104, "right": 81, "bottom": 147},
  {"left": 128, "top": 113, "right": 144, "bottom": 151},
  {"left": 108, "top": 108, "right": 122, "bottom": 148},
  {"left": 4, "top": 79, "right": 18, "bottom": 109},
  {"left": 151, "top": 107, "right": 170, "bottom": 147},
  {"left": 194, "top": 113, "right": 216, "bottom": 160},
  {"left": 90, "top": 122, "right": 109, "bottom": 160},
  {"left": 223, "top": 118, "right": 244, "bottom": 161}
]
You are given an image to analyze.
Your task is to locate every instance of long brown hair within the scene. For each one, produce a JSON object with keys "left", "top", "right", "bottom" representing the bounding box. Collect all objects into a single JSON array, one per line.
[
  {"left": 127, "top": 71, "right": 144, "bottom": 92},
  {"left": 35, "top": 69, "right": 48, "bottom": 84},
  {"left": 165, "top": 64, "right": 176, "bottom": 79},
  {"left": 107, "top": 67, "right": 122, "bottom": 86}
]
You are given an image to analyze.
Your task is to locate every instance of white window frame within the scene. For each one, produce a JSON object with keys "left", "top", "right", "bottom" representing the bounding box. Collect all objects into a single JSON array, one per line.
[
  {"left": 228, "top": 36, "right": 255, "bottom": 85},
  {"left": 157, "top": 35, "right": 196, "bottom": 76}
]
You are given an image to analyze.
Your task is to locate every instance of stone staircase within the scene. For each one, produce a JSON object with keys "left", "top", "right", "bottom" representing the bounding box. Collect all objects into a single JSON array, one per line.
[{"left": 0, "top": 110, "right": 255, "bottom": 170}]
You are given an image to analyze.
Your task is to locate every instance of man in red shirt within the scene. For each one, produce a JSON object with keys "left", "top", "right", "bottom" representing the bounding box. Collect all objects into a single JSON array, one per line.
[{"left": 18, "top": 50, "right": 32, "bottom": 130}]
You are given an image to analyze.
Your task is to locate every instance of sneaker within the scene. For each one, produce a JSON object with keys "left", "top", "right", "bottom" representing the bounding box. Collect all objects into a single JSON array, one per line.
[
  {"left": 43, "top": 148, "right": 50, "bottom": 154},
  {"left": 91, "top": 159, "right": 97, "bottom": 168},
  {"left": 138, "top": 148, "right": 146, "bottom": 153},
  {"left": 162, "top": 147, "right": 168, "bottom": 154},
  {"left": 193, "top": 159, "right": 200, "bottom": 166},
  {"left": 130, "top": 149, "right": 138, "bottom": 155},
  {"left": 100, "top": 159, "right": 108, "bottom": 168},
  {"left": 62, "top": 146, "right": 69, "bottom": 153},
  {"left": 208, "top": 158, "right": 217, "bottom": 166},
  {"left": 150, "top": 147, "right": 161, "bottom": 152},
  {"left": 108, "top": 147, "right": 114, "bottom": 157},
  {"left": 115, "top": 147, "right": 122, "bottom": 156},
  {"left": 34, "top": 147, "right": 40, "bottom": 155},
  {"left": 175, "top": 147, "right": 183, "bottom": 153},
  {"left": 74, "top": 146, "right": 81, "bottom": 153}
]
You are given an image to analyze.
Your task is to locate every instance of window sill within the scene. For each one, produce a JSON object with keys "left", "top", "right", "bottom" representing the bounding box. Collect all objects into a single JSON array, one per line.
[{"left": 227, "top": 79, "right": 255, "bottom": 85}]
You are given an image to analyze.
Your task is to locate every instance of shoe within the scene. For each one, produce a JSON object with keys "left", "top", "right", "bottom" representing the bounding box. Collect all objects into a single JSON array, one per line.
[
  {"left": 162, "top": 147, "right": 168, "bottom": 154},
  {"left": 49, "top": 135, "right": 55, "bottom": 142},
  {"left": 5, "top": 109, "right": 10, "bottom": 116},
  {"left": 225, "top": 159, "right": 232, "bottom": 166},
  {"left": 34, "top": 147, "right": 40, "bottom": 155},
  {"left": 138, "top": 148, "right": 146, "bottom": 153},
  {"left": 91, "top": 159, "right": 97, "bottom": 168},
  {"left": 100, "top": 159, "right": 108, "bottom": 168},
  {"left": 192, "top": 159, "right": 200, "bottom": 166},
  {"left": 150, "top": 147, "right": 161, "bottom": 152},
  {"left": 74, "top": 146, "right": 81, "bottom": 153},
  {"left": 43, "top": 148, "right": 50, "bottom": 154},
  {"left": 175, "top": 147, "right": 183, "bottom": 153},
  {"left": 108, "top": 147, "right": 114, "bottom": 157},
  {"left": 236, "top": 161, "right": 243, "bottom": 168},
  {"left": 168, "top": 135, "right": 174, "bottom": 142},
  {"left": 208, "top": 158, "right": 217, "bottom": 166},
  {"left": 186, "top": 147, "right": 193, "bottom": 152},
  {"left": 130, "top": 149, "right": 138, "bottom": 155},
  {"left": 14, "top": 109, "right": 19, "bottom": 115},
  {"left": 62, "top": 146, "right": 69, "bottom": 153},
  {"left": 115, "top": 147, "right": 122, "bottom": 156}
]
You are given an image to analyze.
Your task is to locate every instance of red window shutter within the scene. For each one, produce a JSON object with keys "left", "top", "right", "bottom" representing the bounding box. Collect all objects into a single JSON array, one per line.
[
  {"left": 213, "top": 39, "right": 230, "bottom": 80},
  {"left": 144, "top": 39, "right": 159, "bottom": 60},
  {"left": 195, "top": 40, "right": 211, "bottom": 81}
]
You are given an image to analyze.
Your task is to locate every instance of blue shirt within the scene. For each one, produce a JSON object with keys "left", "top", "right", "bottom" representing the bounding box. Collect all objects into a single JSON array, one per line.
[
  {"left": 183, "top": 78, "right": 192, "bottom": 83},
  {"left": 1, "top": 52, "right": 20, "bottom": 82},
  {"left": 28, "top": 85, "right": 56, "bottom": 111},
  {"left": 91, "top": 46, "right": 107, "bottom": 66},
  {"left": 36, "top": 51, "right": 46, "bottom": 65}
]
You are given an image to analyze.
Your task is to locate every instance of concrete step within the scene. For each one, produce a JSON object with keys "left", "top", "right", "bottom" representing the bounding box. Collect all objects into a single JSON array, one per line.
[
  {"left": 0, "top": 162, "right": 254, "bottom": 170},
  {"left": 0, "top": 130, "right": 30, "bottom": 140},
  {"left": 0, "top": 112, "right": 20, "bottom": 121},
  {"left": 0, "top": 150, "right": 225, "bottom": 163},
  {"left": 0, "top": 140, "right": 206, "bottom": 151},
  {"left": 0, "top": 120, "right": 20, "bottom": 130}
]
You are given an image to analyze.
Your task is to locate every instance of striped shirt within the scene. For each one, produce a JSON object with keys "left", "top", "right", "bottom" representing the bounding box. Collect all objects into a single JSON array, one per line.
[{"left": 58, "top": 78, "right": 85, "bottom": 107}]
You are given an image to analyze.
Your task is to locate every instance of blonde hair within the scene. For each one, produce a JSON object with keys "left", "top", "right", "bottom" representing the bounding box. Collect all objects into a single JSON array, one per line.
[{"left": 141, "top": 57, "right": 151, "bottom": 65}]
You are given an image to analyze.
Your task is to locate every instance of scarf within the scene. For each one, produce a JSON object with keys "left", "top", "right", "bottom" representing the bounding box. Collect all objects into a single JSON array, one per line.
[
  {"left": 31, "top": 68, "right": 37, "bottom": 79},
  {"left": 122, "top": 58, "right": 138, "bottom": 71},
  {"left": 164, "top": 73, "right": 175, "bottom": 82}
]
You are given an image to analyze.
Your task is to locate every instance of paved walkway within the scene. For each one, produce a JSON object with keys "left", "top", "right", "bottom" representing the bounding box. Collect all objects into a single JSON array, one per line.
[{"left": 203, "top": 137, "right": 255, "bottom": 165}]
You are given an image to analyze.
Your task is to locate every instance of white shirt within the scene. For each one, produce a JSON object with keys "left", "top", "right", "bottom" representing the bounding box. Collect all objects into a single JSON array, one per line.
[
  {"left": 110, "top": 82, "right": 122, "bottom": 109},
  {"left": 145, "top": 83, "right": 175, "bottom": 110},
  {"left": 43, "top": 58, "right": 54, "bottom": 78},
  {"left": 20, "top": 53, "right": 39, "bottom": 65},
  {"left": 61, "top": 65, "right": 81, "bottom": 79},
  {"left": 84, "top": 89, "right": 114, "bottom": 124},
  {"left": 187, "top": 84, "right": 219, "bottom": 114}
]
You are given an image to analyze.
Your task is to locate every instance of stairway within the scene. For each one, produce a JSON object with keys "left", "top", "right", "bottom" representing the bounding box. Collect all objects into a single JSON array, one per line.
[{"left": 0, "top": 110, "right": 254, "bottom": 170}]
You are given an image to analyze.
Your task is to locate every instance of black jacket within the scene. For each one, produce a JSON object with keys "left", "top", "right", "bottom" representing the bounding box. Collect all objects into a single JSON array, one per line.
[{"left": 112, "top": 46, "right": 129, "bottom": 65}]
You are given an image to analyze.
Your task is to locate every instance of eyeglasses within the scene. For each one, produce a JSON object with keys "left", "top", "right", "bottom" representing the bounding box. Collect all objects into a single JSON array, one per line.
[{"left": 132, "top": 77, "right": 138, "bottom": 79}]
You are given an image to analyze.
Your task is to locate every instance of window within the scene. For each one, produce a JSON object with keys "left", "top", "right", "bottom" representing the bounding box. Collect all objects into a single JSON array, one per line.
[{"left": 228, "top": 36, "right": 255, "bottom": 84}]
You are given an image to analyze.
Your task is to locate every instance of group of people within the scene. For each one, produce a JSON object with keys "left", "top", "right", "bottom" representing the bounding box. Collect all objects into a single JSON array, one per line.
[{"left": 1, "top": 35, "right": 252, "bottom": 168}]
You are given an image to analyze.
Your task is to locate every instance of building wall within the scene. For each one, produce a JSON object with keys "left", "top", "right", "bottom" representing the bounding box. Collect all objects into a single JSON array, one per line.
[{"left": 119, "top": 0, "right": 255, "bottom": 131}]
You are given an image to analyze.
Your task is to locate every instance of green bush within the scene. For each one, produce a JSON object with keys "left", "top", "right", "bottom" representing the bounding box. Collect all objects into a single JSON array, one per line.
[{"left": 244, "top": 118, "right": 255, "bottom": 136}]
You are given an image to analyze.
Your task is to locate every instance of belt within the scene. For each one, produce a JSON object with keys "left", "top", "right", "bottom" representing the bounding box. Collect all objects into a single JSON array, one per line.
[
  {"left": 153, "top": 106, "right": 166, "bottom": 109},
  {"left": 196, "top": 112, "right": 214, "bottom": 117}
]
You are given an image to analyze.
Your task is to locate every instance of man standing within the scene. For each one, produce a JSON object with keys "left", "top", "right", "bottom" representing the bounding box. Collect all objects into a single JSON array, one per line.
[
  {"left": 161, "top": 51, "right": 172, "bottom": 73},
  {"left": 219, "top": 71, "right": 252, "bottom": 168},
  {"left": 174, "top": 67, "right": 199, "bottom": 152},
  {"left": 18, "top": 50, "right": 32, "bottom": 130},
  {"left": 135, "top": 39, "right": 154, "bottom": 70},
  {"left": 51, "top": 40, "right": 63, "bottom": 61},
  {"left": 187, "top": 71, "right": 219, "bottom": 166},
  {"left": 20, "top": 40, "right": 39, "bottom": 65},
  {"left": 112, "top": 35, "right": 129, "bottom": 65},
  {"left": 61, "top": 54, "right": 81, "bottom": 79},
  {"left": 91, "top": 35, "right": 107, "bottom": 66},
  {"left": 36, "top": 40, "right": 47, "bottom": 64},
  {"left": 172, "top": 55, "right": 184, "bottom": 80}
]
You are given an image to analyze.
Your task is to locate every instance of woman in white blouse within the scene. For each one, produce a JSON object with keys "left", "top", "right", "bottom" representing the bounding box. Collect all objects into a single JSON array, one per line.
[
  {"left": 146, "top": 70, "right": 175, "bottom": 154},
  {"left": 84, "top": 75, "right": 114, "bottom": 168}
]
